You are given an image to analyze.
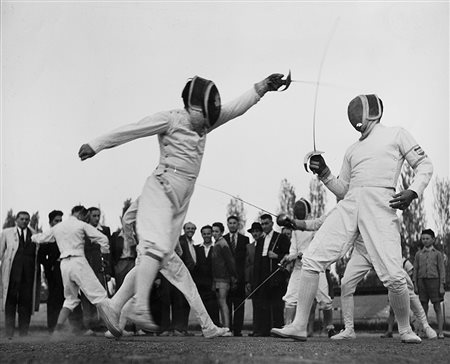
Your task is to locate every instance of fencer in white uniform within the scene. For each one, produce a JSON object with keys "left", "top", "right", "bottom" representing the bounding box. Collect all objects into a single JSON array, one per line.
[
  {"left": 279, "top": 199, "right": 335, "bottom": 336},
  {"left": 273, "top": 94, "right": 433, "bottom": 343},
  {"left": 32, "top": 206, "right": 121, "bottom": 336},
  {"left": 284, "top": 212, "right": 437, "bottom": 340},
  {"left": 78, "top": 73, "right": 287, "bottom": 337}
]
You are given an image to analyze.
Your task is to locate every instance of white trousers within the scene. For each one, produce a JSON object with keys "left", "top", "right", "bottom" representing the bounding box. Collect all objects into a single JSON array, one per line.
[
  {"left": 303, "top": 187, "right": 406, "bottom": 291},
  {"left": 61, "top": 256, "right": 107, "bottom": 310},
  {"left": 136, "top": 170, "right": 195, "bottom": 259},
  {"left": 341, "top": 244, "right": 427, "bottom": 329}
]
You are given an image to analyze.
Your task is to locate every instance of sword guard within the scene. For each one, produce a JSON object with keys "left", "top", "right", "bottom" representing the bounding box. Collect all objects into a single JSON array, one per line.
[
  {"left": 303, "top": 150, "right": 324, "bottom": 173},
  {"left": 278, "top": 70, "right": 292, "bottom": 92}
]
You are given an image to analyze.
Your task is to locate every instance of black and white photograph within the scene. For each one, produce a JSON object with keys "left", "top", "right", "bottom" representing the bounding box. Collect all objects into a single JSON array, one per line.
[{"left": 1, "top": 0, "right": 449, "bottom": 363}]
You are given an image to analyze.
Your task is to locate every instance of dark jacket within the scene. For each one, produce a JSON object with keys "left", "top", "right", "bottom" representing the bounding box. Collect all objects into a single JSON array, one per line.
[
  {"left": 212, "top": 237, "right": 237, "bottom": 283},
  {"left": 223, "top": 232, "right": 249, "bottom": 284},
  {"left": 179, "top": 234, "right": 196, "bottom": 273},
  {"left": 193, "top": 244, "right": 214, "bottom": 289},
  {"left": 253, "top": 231, "right": 290, "bottom": 288}
]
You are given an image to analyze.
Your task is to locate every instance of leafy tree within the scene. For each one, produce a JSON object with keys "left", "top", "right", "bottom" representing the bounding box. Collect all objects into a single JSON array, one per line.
[
  {"left": 308, "top": 176, "right": 327, "bottom": 219},
  {"left": 226, "top": 197, "right": 247, "bottom": 233},
  {"left": 2, "top": 209, "right": 15, "bottom": 229},
  {"left": 30, "top": 211, "right": 42, "bottom": 233},
  {"left": 432, "top": 176, "right": 450, "bottom": 287},
  {"left": 122, "top": 198, "right": 133, "bottom": 217},
  {"left": 278, "top": 178, "right": 296, "bottom": 217},
  {"left": 399, "top": 164, "right": 427, "bottom": 258},
  {"left": 433, "top": 176, "right": 450, "bottom": 243}
]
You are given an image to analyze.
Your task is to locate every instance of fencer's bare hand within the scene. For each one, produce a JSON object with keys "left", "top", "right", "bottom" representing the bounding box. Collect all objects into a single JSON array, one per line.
[
  {"left": 268, "top": 250, "right": 278, "bottom": 259},
  {"left": 78, "top": 144, "right": 96, "bottom": 161},
  {"left": 389, "top": 190, "right": 418, "bottom": 210}
]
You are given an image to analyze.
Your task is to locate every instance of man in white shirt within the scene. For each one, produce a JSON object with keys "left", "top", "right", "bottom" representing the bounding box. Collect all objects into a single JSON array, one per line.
[
  {"left": 31, "top": 205, "right": 121, "bottom": 336},
  {"left": 78, "top": 72, "right": 287, "bottom": 337}
]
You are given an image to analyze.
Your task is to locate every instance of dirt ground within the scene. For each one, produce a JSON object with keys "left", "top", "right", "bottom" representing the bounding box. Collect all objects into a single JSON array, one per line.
[{"left": 1, "top": 331, "right": 449, "bottom": 364}]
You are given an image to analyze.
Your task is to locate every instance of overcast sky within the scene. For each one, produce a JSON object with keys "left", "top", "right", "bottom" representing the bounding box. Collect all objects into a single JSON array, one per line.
[{"left": 1, "top": 1, "right": 449, "bottom": 236}]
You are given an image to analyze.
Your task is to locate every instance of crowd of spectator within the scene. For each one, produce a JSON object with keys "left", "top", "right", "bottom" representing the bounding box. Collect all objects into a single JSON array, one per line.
[{"left": 0, "top": 207, "right": 446, "bottom": 339}]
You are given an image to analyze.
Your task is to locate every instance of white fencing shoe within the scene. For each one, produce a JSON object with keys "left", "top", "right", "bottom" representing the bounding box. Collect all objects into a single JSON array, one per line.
[
  {"left": 400, "top": 330, "right": 422, "bottom": 344},
  {"left": 423, "top": 325, "right": 437, "bottom": 340},
  {"left": 330, "top": 328, "right": 356, "bottom": 340}
]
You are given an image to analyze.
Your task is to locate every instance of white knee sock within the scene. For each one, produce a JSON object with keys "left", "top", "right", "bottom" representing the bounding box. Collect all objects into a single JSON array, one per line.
[
  {"left": 135, "top": 255, "right": 160, "bottom": 313},
  {"left": 340, "top": 295, "right": 354, "bottom": 330},
  {"left": 410, "top": 292, "right": 428, "bottom": 328},
  {"left": 388, "top": 285, "right": 411, "bottom": 335},
  {"left": 291, "top": 270, "right": 320, "bottom": 334},
  {"left": 111, "top": 267, "right": 136, "bottom": 312}
]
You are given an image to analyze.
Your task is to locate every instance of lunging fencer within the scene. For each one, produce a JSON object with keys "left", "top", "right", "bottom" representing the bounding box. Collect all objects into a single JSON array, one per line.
[
  {"left": 78, "top": 73, "right": 288, "bottom": 337},
  {"left": 274, "top": 94, "right": 433, "bottom": 343}
]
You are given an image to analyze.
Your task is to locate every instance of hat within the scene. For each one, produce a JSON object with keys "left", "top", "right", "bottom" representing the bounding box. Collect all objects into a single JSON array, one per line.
[{"left": 247, "top": 222, "right": 263, "bottom": 233}]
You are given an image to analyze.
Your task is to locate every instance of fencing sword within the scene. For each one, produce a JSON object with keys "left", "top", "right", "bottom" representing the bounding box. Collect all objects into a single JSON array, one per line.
[
  {"left": 197, "top": 183, "right": 278, "bottom": 218},
  {"left": 303, "top": 18, "right": 340, "bottom": 173},
  {"left": 279, "top": 70, "right": 339, "bottom": 91},
  {"left": 232, "top": 262, "right": 287, "bottom": 315}
]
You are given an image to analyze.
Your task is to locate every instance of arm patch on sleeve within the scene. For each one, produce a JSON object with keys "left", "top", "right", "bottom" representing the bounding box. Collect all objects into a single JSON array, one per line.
[{"left": 414, "top": 145, "right": 425, "bottom": 156}]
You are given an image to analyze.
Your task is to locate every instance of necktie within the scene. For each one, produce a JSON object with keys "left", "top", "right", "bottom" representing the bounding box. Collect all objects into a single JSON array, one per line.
[{"left": 231, "top": 234, "right": 236, "bottom": 252}]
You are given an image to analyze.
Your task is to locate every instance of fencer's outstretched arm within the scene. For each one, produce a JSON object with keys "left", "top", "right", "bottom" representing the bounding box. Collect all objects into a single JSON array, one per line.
[
  {"left": 78, "top": 112, "right": 171, "bottom": 160},
  {"left": 31, "top": 229, "right": 56, "bottom": 244},
  {"left": 208, "top": 73, "right": 285, "bottom": 133}
]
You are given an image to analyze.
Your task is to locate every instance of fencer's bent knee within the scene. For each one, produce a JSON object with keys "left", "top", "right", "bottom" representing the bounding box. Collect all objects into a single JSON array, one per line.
[
  {"left": 384, "top": 276, "right": 407, "bottom": 293},
  {"left": 340, "top": 280, "right": 357, "bottom": 298}
]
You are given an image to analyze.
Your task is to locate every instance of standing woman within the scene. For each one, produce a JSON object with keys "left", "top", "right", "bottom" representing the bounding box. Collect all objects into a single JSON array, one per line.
[{"left": 211, "top": 222, "right": 237, "bottom": 335}]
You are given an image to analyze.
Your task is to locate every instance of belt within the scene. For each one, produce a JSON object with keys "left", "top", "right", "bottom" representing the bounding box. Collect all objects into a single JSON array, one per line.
[
  {"left": 119, "top": 257, "right": 135, "bottom": 261},
  {"left": 156, "top": 164, "right": 197, "bottom": 179}
]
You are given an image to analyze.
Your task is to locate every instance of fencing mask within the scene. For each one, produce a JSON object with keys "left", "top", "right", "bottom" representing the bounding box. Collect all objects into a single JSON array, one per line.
[
  {"left": 347, "top": 94, "right": 383, "bottom": 131},
  {"left": 182, "top": 76, "right": 221, "bottom": 127}
]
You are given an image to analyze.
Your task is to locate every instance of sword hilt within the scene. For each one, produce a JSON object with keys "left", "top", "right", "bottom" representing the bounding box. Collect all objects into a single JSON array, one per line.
[
  {"left": 278, "top": 70, "right": 292, "bottom": 92},
  {"left": 303, "top": 150, "right": 324, "bottom": 173}
]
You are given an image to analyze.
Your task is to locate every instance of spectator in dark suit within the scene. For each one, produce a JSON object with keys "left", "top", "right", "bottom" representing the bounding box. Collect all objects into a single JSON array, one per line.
[
  {"left": 38, "top": 210, "right": 64, "bottom": 333},
  {"left": 174, "top": 222, "right": 197, "bottom": 336},
  {"left": 1, "top": 211, "right": 41, "bottom": 338},
  {"left": 245, "top": 222, "right": 263, "bottom": 336},
  {"left": 252, "top": 214, "right": 290, "bottom": 336},
  {"left": 223, "top": 216, "right": 249, "bottom": 336},
  {"left": 193, "top": 225, "right": 220, "bottom": 325}
]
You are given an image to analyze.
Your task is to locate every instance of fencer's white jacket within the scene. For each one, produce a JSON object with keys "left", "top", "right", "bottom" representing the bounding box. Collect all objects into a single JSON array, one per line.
[
  {"left": 31, "top": 216, "right": 109, "bottom": 259},
  {"left": 319, "top": 124, "right": 433, "bottom": 199},
  {"left": 87, "top": 88, "right": 261, "bottom": 178}
]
